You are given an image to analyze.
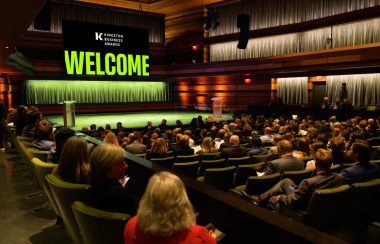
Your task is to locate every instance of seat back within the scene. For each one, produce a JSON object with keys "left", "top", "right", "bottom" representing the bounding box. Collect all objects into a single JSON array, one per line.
[
  {"left": 228, "top": 156, "right": 251, "bottom": 167},
  {"left": 72, "top": 201, "right": 130, "bottom": 244},
  {"left": 150, "top": 156, "right": 175, "bottom": 169},
  {"left": 133, "top": 153, "right": 146, "bottom": 158},
  {"left": 305, "top": 184, "right": 351, "bottom": 230},
  {"left": 46, "top": 174, "right": 91, "bottom": 244},
  {"left": 343, "top": 178, "right": 380, "bottom": 226},
  {"left": 26, "top": 148, "right": 50, "bottom": 163},
  {"left": 330, "top": 164, "right": 342, "bottom": 173},
  {"left": 251, "top": 154, "right": 272, "bottom": 164},
  {"left": 245, "top": 173, "right": 281, "bottom": 195},
  {"left": 199, "top": 152, "right": 221, "bottom": 161},
  {"left": 31, "top": 158, "right": 60, "bottom": 217},
  {"left": 367, "top": 136, "right": 380, "bottom": 147},
  {"left": 176, "top": 154, "right": 199, "bottom": 163},
  {"left": 172, "top": 161, "right": 200, "bottom": 179},
  {"left": 199, "top": 158, "right": 226, "bottom": 176},
  {"left": 204, "top": 166, "right": 236, "bottom": 191},
  {"left": 233, "top": 164, "right": 260, "bottom": 187},
  {"left": 281, "top": 169, "right": 313, "bottom": 185}
]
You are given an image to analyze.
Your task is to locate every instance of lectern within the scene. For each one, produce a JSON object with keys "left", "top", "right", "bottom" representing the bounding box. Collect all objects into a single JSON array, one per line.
[
  {"left": 211, "top": 97, "right": 223, "bottom": 118},
  {"left": 62, "top": 101, "right": 76, "bottom": 127}
]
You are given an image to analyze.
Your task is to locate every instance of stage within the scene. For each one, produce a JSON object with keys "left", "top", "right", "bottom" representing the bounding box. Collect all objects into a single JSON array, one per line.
[{"left": 45, "top": 111, "right": 233, "bottom": 131}]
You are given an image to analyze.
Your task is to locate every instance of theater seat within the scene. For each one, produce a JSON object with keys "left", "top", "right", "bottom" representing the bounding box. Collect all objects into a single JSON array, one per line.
[
  {"left": 330, "top": 164, "right": 342, "bottom": 173},
  {"left": 46, "top": 174, "right": 91, "bottom": 244},
  {"left": 172, "top": 161, "right": 200, "bottom": 178},
  {"left": 72, "top": 201, "right": 130, "bottom": 244},
  {"left": 281, "top": 169, "right": 313, "bottom": 185},
  {"left": 199, "top": 158, "right": 226, "bottom": 176},
  {"left": 233, "top": 163, "right": 263, "bottom": 187},
  {"left": 197, "top": 166, "right": 235, "bottom": 191},
  {"left": 176, "top": 154, "right": 199, "bottom": 163},
  {"left": 343, "top": 178, "right": 380, "bottom": 227},
  {"left": 304, "top": 185, "right": 351, "bottom": 230},
  {"left": 150, "top": 156, "right": 175, "bottom": 169},
  {"left": 232, "top": 173, "right": 281, "bottom": 196},
  {"left": 26, "top": 148, "right": 50, "bottom": 163},
  {"left": 199, "top": 152, "right": 221, "bottom": 161},
  {"left": 31, "top": 158, "right": 60, "bottom": 218},
  {"left": 228, "top": 156, "right": 251, "bottom": 167},
  {"left": 251, "top": 154, "right": 272, "bottom": 164}
]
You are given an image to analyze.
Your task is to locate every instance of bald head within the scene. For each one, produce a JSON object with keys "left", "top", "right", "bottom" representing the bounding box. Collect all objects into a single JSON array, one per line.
[{"left": 277, "top": 140, "right": 293, "bottom": 156}]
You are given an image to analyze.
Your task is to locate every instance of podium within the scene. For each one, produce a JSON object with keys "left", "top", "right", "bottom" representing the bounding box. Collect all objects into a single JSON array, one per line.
[
  {"left": 61, "top": 101, "right": 76, "bottom": 127},
  {"left": 211, "top": 97, "right": 223, "bottom": 118}
]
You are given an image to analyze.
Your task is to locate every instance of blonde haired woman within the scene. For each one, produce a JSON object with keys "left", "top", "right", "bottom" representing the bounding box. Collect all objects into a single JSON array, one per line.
[
  {"left": 90, "top": 143, "right": 137, "bottom": 214},
  {"left": 52, "top": 136, "right": 90, "bottom": 184},
  {"left": 124, "top": 171, "right": 216, "bottom": 244},
  {"left": 197, "top": 137, "right": 217, "bottom": 154},
  {"left": 103, "top": 131, "right": 119, "bottom": 146}
]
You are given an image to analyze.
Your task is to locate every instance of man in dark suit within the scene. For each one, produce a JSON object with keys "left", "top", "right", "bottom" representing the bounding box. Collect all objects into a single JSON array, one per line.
[
  {"left": 221, "top": 135, "right": 248, "bottom": 158},
  {"left": 244, "top": 149, "right": 344, "bottom": 210},
  {"left": 172, "top": 135, "right": 194, "bottom": 156},
  {"left": 124, "top": 132, "right": 146, "bottom": 154},
  {"left": 190, "top": 115, "right": 205, "bottom": 130},
  {"left": 262, "top": 140, "right": 304, "bottom": 175},
  {"left": 340, "top": 140, "right": 380, "bottom": 184}
]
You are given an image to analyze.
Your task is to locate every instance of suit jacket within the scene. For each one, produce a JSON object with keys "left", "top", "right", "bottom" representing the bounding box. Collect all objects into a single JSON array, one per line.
[
  {"left": 124, "top": 141, "right": 146, "bottom": 154},
  {"left": 264, "top": 154, "right": 304, "bottom": 175},
  {"left": 222, "top": 146, "right": 249, "bottom": 158},
  {"left": 172, "top": 145, "right": 194, "bottom": 156},
  {"left": 281, "top": 171, "right": 344, "bottom": 210},
  {"left": 340, "top": 162, "right": 380, "bottom": 184}
]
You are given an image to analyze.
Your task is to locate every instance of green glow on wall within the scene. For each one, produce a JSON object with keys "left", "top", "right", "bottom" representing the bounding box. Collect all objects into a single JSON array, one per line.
[{"left": 26, "top": 80, "right": 169, "bottom": 104}]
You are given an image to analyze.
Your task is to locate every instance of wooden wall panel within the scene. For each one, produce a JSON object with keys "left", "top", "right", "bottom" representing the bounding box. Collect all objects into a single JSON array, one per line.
[{"left": 173, "top": 75, "right": 271, "bottom": 111}]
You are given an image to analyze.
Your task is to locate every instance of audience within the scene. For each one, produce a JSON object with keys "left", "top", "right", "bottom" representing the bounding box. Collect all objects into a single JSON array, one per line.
[
  {"left": 172, "top": 135, "right": 194, "bottom": 156},
  {"left": 261, "top": 140, "right": 304, "bottom": 175},
  {"left": 32, "top": 119, "right": 55, "bottom": 151},
  {"left": 124, "top": 171, "right": 216, "bottom": 244},
  {"left": 340, "top": 140, "right": 380, "bottom": 184},
  {"left": 247, "top": 137, "right": 268, "bottom": 156},
  {"left": 221, "top": 135, "right": 248, "bottom": 158},
  {"left": 243, "top": 149, "right": 344, "bottom": 210},
  {"left": 90, "top": 143, "right": 138, "bottom": 215},
  {"left": 197, "top": 137, "right": 217, "bottom": 154},
  {"left": 124, "top": 132, "right": 146, "bottom": 154},
  {"left": 48, "top": 127, "right": 75, "bottom": 163},
  {"left": 52, "top": 136, "right": 90, "bottom": 184},
  {"left": 146, "top": 138, "right": 169, "bottom": 159}
]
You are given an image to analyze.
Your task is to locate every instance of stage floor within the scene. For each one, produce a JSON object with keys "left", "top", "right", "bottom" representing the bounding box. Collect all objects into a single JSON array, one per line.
[{"left": 45, "top": 111, "right": 233, "bottom": 130}]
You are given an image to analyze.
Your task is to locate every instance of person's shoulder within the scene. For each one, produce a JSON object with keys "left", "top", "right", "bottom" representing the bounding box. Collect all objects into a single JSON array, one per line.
[{"left": 189, "top": 225, "right": 216, "bottom": 244}]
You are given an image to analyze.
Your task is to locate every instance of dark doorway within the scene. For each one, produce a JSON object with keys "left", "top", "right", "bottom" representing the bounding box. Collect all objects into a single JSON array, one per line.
[{"left": 312, "top": 82, "right": 326, "bottom": 108}]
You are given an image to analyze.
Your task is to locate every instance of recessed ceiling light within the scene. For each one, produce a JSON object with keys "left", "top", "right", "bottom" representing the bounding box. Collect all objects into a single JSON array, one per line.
[{"left": 5, "top": 46, "right": 9, "bottom": 49}]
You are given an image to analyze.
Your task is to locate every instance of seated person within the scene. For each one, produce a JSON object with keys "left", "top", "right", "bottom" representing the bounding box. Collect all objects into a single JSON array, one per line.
[
  {"left": 261, "top": 140, "right": 304, "bottom": 175},
  {"left": 104, "top": 132, "right": 119, "bottom": 146},
  {"left": 48, "top": 127, "right": 75, "bottom": 163},
  {"left": 197, "top": 137, "right": 218, "bottom": 154},
  {"left": 292, "top": 138, "right": 310, "bottom": 160},
  {"left": 329, "top": 137, "right": 352, "bottom": 165},
  {"left": 172, "top": 135, "right": 194, "bottom": 156},
  {"left": 340, "top": 140, "right": 380, "bottom": 184},
  {"left": 124, "top": 171, "right": 216, "bottom": 244},
  {"left": 221, "top": 135, "right": 248, "bottom": 158},
  {"left": 305, "top": 142, "right": 327, "bottom": 170},
  {"left": 243, "top": 149, "right": 344, "bottom": 210},
  {"left": 268, "top": 134, "right": 282, "bottom": 155},
  {"left": 260, "top": 127, "right": 274, "bottom": 145},
  {"left": 31, "top": 119, "right": 55, "bottom": 151},
  {"left": 124, "top": 132, "right": 147, "bottom": 154},
  {"left": 22, "top": 110, "right": 42, "bottom": 138},
  {"left": 52, "top": 136, "right": 90, "bottom": 184},
  {"left": 90, "top": 143, "right": 138, "bottom": 215},
  {"left": 218, "top": 132, "right": 233, "bottom": 151},
  {"left": 247, "top": 137, "right": 268, "bottom": 156},
  {"left": 146, "top": 138, "right": 168, "bottom": 159}
]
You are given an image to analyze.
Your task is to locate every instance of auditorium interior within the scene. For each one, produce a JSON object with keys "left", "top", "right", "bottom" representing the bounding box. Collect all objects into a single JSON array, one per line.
[{"left": 1, "top": 0, "right": 380, "bottom": 243}]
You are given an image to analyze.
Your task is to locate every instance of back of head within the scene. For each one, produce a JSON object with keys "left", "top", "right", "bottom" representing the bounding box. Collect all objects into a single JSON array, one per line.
[
  {"left": 352, "top": 140, "right": 371, "bottom": 163},
  {"left": 103, "top": 132, "right": 119, "bottom": 146},
  {"left": 230, "top": 135, "right": 240, "bottom": 146},
  {"left": 26, "top": 110, "right": 42, "bottom": 125},
  {"left": 58, "top": 136, "right": 90, "bottom": 183},
  {"left": 55, "top": 127, "right": 75, "bottom": 153},
  {"left": 251, "top": 137, "right": 263, "bottom": 148},
  {"left": 329, "top": 137, "right": 345, "bottom": 154},
  {"left": 90, "top": 143, "right": 125, "bottom": 188},
  {"left": 35, "top": 119, "right": 53, "bottom": 140},
  {"left": 179, "top": 135, "right": 190, "bottom": 146},
  {"left": 295, "top": 138, "right": 309, "bottom": 154},
  {"left": 137, "top": 171, "right": 195, "bottom": 237},
  {"left": 277, "top": 140, "right": 293, "bottom": 155},
  {"left": 315, "top": 149, "right": 333, "bottom": 171}
]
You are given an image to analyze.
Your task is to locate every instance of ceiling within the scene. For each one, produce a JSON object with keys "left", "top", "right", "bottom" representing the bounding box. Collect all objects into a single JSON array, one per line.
[{"left": 0, "top": 0, "right": 232, "bottom": 75}]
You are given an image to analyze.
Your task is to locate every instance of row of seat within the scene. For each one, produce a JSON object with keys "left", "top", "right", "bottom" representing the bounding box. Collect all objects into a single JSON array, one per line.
[
  {"left": 12, "top": 134, "right": 130, "bottom": 244},
  {"left": 280, "top": 178, "right": 380, "bottom": 231}
]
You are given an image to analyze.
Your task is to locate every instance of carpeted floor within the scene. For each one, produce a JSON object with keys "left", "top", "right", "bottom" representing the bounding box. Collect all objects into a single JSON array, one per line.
[{"left": 45, "top": 111, "right": 233, "bottom": 130}]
